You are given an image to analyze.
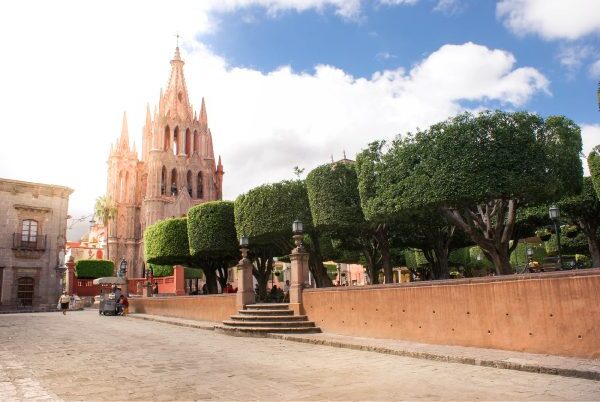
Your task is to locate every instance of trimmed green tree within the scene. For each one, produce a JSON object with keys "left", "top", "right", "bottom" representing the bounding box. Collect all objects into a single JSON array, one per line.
[
  {"left": 376, "top": 111, "right": 582, "bottom": 275},
  {"left": 557, "top": 177, "right": 600, "bottom": 267},
  {"left": 187, "top": 201, "right": 239, "bottom": 294},
  {"left": 588, "top": 146, "right": 600, "bottom": 199},
  {"left": 234, "top": 180, "right": 332, "bottom": 299},
  {"left": 75, "top": 259, "right": 114, "bottom": 278}
]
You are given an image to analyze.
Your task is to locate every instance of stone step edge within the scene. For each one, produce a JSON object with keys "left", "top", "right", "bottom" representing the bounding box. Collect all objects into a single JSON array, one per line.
[
  {"left": 230, "top": 315, "right": 308, "bottom": 320},
  {"left": 214, "top": 325, "right": 321, "bottom": 333},
  {"left": 222, "top": 321, "right": 316, "bottom": 327},
  {"left": 126, "top": 314, "right": 599, "bottom": 382},
  {"left": 239, "top": 310, "right": 294, "bottom": 315}
]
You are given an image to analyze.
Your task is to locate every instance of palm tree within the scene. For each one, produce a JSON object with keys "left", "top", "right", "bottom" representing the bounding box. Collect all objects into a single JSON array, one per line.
[{"left": 94, "top": 195, "right": 117, "bottom": 260}]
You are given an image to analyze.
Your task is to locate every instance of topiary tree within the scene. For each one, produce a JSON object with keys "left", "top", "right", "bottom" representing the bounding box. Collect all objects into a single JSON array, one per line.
[
  {"left": 379, "top": 111, "right": 582, "bottom": 275},
  {"left": 235, "top": 180, "right": 332, "bottom": 299},
  {"left": 188, "top": 201, "right": 239, "bottom": 294},
  {"left": 306, "top": 161, "right": 393, "bottom": 284},
  {"left": 557, "top": 177, "right": 600, "bottom": 267},
  {"left": 75, "top": 259, "right": 115, "bottom": 278},
  {"left": 144, "top": 217, "right": 190, "bottom": 266},
  {"left": 588, "top": 146, "right": 600, "bottom": 199}
]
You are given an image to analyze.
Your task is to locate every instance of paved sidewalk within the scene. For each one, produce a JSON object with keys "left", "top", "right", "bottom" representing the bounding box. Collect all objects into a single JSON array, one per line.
[{"left": 128, "top": 312, "right": 600, "bottom": 381}]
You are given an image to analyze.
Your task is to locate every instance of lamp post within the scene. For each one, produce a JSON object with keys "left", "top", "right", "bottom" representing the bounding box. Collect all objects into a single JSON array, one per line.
[
  {"left": 237, "top": 235, "right": 254, "bottom": 310},
  {"left": 526, "top": 247, "right": 534, "bottom": 272},
  {"left": 549, "top": 205, "right": 563, "bottom": 269},
  {"left": 118, "top": 258, "right": 128, "bottom": 278},
  {"left": 292, "top": 219, "right": 304, "bottom": 251}
]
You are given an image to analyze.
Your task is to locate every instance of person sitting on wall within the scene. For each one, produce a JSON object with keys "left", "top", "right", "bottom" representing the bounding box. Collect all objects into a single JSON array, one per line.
[
  {"left": 152, "top": 282, "right": 159, "bottom": 296},
  {"left": 202, "top": 283, "right": 208, "bottom": 294},
  {"left": 283, "top": 280, "right": 290, "bottom": 303}
]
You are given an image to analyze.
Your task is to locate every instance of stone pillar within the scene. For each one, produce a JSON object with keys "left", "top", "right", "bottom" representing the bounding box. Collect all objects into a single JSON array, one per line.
[
  {"left": 236, "top": 252, "right": 255, "bottom": 311},
  {"left": 66, "top": 257, "right": 76, "bottom": 295},
  {"left": 289, "top": 236, "right": 309, "bottom": 316},
  {"left": 174, "top": 265, "right": 185, "bottom": 296}
]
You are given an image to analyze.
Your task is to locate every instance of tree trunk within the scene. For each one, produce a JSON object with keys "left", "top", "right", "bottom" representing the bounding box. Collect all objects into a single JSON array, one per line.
[
  {"left": 433, "top": 244, "right": 450, "bottom": 279},
  {"left": 216, "top": 264, "right": 228, "bottom": 292},
  {"left": 362, "top": 245, "right": 380, "bottom": 284},
  {"left": 486, "top": 247, "right": 512, "bottom": 275},
  {"left": 376, "top": 225, "right": 393, "bottom": 284},
  {"left": 252, "top": 254, "right": 272, "bottom": 302},
  {"left": 202, "top": 268, "right": 218, "bottom": 294},
  {"left": 307, "top": 233, "right": 333, "bottom": 287},
  {"left": 579, "top": 222, "right": 600, "bottom": 268}
]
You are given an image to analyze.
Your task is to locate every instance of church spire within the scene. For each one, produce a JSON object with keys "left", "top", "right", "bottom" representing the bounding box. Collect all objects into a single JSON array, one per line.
[
  {"left": 200, "top": 97, "right": 207, "bottom": 124},
  {"left": 161, "top": 46, "right": 193, "bottom": 120},
  {"left": 118, "top": 111, "right": 129, "bottom": 150}
]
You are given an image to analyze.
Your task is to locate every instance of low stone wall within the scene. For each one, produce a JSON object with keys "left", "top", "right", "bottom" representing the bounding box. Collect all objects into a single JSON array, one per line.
[
  {"left": 303, "top": 269, "right": 600, "bottom": 359},
  {"left": 129, "top": 294, "right": 237, "bottom": 322}
]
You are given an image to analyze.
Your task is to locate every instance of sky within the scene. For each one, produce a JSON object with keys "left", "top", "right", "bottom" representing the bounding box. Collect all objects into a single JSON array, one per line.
[{"left": 0, "top": 0, "right": 599, "bottom": 240}]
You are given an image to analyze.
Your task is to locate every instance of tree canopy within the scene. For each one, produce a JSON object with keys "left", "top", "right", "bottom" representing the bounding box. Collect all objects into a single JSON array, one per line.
[{"left": 144, "top": 218, "right": 190, "bottom": 266}]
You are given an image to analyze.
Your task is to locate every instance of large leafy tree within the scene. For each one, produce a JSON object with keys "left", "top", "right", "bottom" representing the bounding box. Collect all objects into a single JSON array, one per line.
[
  {"left": 376, "top": 111, "right": 582, "bottom": 275},
  {"left": 306, "top": 161, "right": 394, "bottom": 284},
  {"left": 143, "top": 217, "right": 221, "bottom": 293},
  {"left": 94, "top": 195, "right": 117, "bottom": 260},
  {"left": 187, "top": 201, "right": 239, "bottom": 294},
  {"left": 356, "top": 141, "right": 469, "bottom": 280},
  {"left": 588, "top": 146, "right": 600, "bottom": 199},
  {"left": 557, "top": 177, "right": 600, "bottom": 267},
  {"left": 234, "top": 180, "right": 332, "bottom": 299}
]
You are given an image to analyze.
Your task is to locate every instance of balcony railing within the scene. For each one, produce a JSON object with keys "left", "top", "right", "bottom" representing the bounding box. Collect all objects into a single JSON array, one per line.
[{"left": 12, "top": 233, "right": 46, "bottom": 251}]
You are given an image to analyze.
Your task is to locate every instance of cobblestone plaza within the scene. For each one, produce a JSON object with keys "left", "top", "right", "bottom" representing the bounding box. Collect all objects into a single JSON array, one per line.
[{"left": 0, "top": 310, "right": 598, "bottom": 401}]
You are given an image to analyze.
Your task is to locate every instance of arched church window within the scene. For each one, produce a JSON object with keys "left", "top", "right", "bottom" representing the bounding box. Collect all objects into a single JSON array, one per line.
[
  {"left": 119, "top": 171, "right": 125, "bottom": 202},
  {"left": 171, "top": 168, "right": 178, "bottom": 196},
  {"left": 164, "top": 126, "right": 170, "bottom": 151},
  {"left": 173, "top": 127, "right": 179, "bottom": 156},
  {"left": 161, "top": 166, "right": 167, "bottom": 195},
  {"left": 185, "top": 129, "right": 191, "bottom": 156},
  {"left": 193, "top": 130, "right": 199, "bottom": 155},
  {"left": 187, "top": 170, "right": 193, "bottom": 197},
  {"left": 197, "top": 172, "right": 203, "bottom": 199}
]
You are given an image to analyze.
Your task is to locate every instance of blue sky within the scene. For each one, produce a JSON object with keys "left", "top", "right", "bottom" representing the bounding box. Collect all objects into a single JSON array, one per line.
[
  {"left": 0, "top": 0, "right": 599, "bottom": 239},
  {"left": 202, "top": 0, "right": 598, "bottom": 123}
]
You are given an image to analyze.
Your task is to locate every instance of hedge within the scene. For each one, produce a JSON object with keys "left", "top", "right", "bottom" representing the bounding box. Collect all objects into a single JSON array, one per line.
[
  {"left": 305, "top": 163, "right": 365, "bottom": 231},
  {"left": 234, "top": 180, "right": 313, "bottom": 247},
  {"left": 148, "top": 264, "right": 204, "bottom": 279},
  {"left": 144, "top": 217, "right": 190, "bottom": 265},
  {"left": 188, "top": 201, "right": 238, "bottom": 258},
  {"left": 75, "top": 259, "right": 114, "bottom": 278}
]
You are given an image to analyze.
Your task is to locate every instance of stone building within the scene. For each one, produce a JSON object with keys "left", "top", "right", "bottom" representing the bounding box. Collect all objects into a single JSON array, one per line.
[
  {"left": 0, "top": 178, "right": 73, "bottom": 310},
  {"left": 106, "top": 46, "right": 224, "bottom": 278}
]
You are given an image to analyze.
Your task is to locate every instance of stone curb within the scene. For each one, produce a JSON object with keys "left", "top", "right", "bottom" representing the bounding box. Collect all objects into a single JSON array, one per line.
[{"left": 127, "top": 314, "right": 600, "bottom": 382}]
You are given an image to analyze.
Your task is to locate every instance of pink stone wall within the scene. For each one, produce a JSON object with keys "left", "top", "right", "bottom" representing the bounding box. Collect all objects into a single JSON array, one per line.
[
  {"left": 303, "top": 269, "right": 600, "bottom": 359},
  {"left": 129, "top": 294, "right": 237, "bottom": 322}
]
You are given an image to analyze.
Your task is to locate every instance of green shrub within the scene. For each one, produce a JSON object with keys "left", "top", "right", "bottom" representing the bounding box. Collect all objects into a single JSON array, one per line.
[
  {"left": 75, "top": 259, "right": 114, "bottom": 278},
  {"left": 188, "top": 201, "right": 238, "bottom": 258},
  {"left": 148, "top": 264, "right": 204, "bottom": 279},
  {"left": 144, "top": 218, "right": 190, "bottom": 265}
]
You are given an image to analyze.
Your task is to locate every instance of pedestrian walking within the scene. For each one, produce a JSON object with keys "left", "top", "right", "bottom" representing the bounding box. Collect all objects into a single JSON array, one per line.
[{"left": 58, "top": 291, "right": 70, "bottom": 315}]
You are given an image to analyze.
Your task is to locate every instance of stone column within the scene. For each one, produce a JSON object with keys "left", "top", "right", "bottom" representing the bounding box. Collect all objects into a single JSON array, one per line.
[
  {"left": 289, "top": 234, "right": 309, "bottom": 316},
  {"left": 236, "top": 248, "right": 255, "bottom": 311},
  {"left": 66, "top": 257, "right": 76, "bottom": 295}
]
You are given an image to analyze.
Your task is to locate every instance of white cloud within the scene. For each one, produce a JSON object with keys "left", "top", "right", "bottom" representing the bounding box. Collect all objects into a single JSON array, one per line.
[
  {"left": 589, "top": 59, "right": 600, "bottom": 79},
  {"left": 0, "top": 2, "right": 549, "bottom": 239},
  {"left": 497, "top": 0, "right": 600, "bottom": 40},
  {"left": 379, "top": 0, "right": 419, "bottom": 5},
  {"left": 433, "top": 0, "right": 464, "bottom": 15},
  {"left": 556, "top": 45, "right": 595, "bottom": 78},
  {"left": 581, "top": 124, "right": 600, "bottom": 175}
]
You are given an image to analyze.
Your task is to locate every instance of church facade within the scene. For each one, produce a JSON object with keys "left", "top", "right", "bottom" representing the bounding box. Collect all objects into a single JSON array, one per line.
[{"left": 106, "top": 47, "right": 224, "bottom": 278}]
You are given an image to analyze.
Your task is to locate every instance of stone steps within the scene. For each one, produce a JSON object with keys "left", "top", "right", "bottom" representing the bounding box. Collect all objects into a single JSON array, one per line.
[{"left": 217, "top": 303, "right": 321, "bottom": 336}]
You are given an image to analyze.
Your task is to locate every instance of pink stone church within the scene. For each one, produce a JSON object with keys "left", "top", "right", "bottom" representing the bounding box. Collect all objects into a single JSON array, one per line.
[{"left": 105, "top": 47, "right": 224, "bottom": 278}]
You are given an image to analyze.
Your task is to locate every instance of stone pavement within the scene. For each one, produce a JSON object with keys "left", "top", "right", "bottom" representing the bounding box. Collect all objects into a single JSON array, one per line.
[
  {"left": 131, "top": 312, "right": 600, "bottom": 381},
  {"left": 0, "top": 310, "right": 598, "bottom": 401}
]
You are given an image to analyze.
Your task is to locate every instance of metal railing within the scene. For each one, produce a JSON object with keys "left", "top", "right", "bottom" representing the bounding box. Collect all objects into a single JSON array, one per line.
[{"left": 12, "top": 233, "right": 46, "bottom": 251}]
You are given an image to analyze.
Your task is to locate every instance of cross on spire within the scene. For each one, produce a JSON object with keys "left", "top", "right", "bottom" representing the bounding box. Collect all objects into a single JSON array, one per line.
[{"left": 176, "top": 33, "right": 180, "bottom": 48}]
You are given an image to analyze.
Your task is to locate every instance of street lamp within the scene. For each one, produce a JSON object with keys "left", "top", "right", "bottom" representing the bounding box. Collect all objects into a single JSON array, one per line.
[
  {"left": 549, "top": 205, "right": 563, "bottom": 269},
  {"left": 239, "top": 235, "right": 249, "bottom": 259},
  {"left": 292, "top": 219, "right": 304, "bottom": 251}
]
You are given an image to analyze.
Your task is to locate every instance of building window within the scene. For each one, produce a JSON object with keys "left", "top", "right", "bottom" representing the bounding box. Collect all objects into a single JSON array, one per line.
[
  {"left": 21, "top": 219, "right": 38, "bottom": 245},
  {"left": 17, "top": 277, "right": 34, "bottom": 307},
  {"left": 197, "top": 172, "right": 203, "bottom": 198}
]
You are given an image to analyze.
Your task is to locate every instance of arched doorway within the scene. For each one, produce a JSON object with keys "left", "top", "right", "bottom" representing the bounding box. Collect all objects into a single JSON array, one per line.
[{"left": 17, "top": 277, "right": 34, "bottom": 307}]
